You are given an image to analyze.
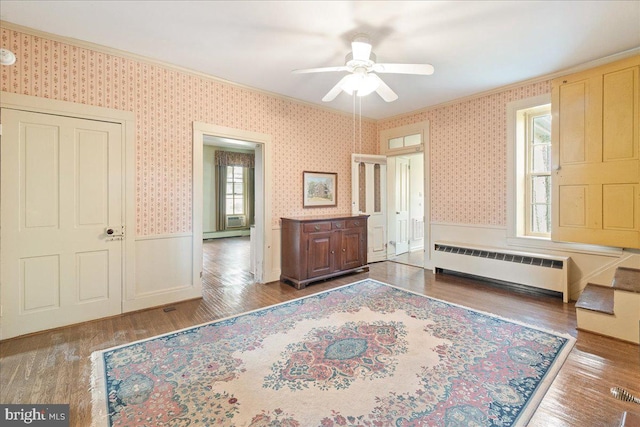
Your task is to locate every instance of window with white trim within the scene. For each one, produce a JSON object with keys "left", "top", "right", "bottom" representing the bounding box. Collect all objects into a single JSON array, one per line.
[
  {"left": 524, "top": 106, "right": 552, "bottom": 236},
  {"left": 511, "top": 100, "right": 552, "bottom": 239},
  {"left": 226, "top": 165, "right": 244, "bottom": 215}
]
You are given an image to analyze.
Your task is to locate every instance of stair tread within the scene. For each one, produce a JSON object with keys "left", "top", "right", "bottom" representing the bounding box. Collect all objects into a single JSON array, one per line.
[
  {"left": 613, "top": 267, "right": 640, "bottom": 293},
  {"left": 576, "top": 283, "right": 614, "bottom": 315}
]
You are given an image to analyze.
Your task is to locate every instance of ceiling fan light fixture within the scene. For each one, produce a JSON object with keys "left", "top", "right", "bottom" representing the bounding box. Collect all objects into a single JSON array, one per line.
[
  {"left": 339, "top": 71, "right": 379, "bottom": 97},
  {"left": 340, "top": 73, "right": 360, "bottom": 95},
  {"left": 296, "top": 34, "right": 429, "bottom": 103},
  {"left": 356, "top": 74, "right": 380, "bottom": 97}
]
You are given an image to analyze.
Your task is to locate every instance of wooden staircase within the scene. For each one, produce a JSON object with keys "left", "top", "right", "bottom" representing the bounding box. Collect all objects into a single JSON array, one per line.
[{"left": 576, "top": 267, "right": 640, "bottom": 344}]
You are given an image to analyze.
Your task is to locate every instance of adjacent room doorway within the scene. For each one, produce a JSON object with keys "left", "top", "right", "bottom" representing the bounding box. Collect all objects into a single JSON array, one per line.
[
  {"left": 192, "top": 123, "right": 275, "bottom": 286},
  {"left": 379, "top": 120, "right": 430, "bottom": 269}
]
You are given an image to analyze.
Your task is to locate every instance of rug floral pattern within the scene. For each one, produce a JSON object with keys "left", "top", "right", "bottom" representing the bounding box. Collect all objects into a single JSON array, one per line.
[{"left": 97, "top": 279, "right": 573, "bottom": 427}]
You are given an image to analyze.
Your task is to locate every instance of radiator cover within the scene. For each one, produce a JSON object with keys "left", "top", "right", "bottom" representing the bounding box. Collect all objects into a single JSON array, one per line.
[{"left": 433, "top": 241, "right": 570, "bottom": 302}]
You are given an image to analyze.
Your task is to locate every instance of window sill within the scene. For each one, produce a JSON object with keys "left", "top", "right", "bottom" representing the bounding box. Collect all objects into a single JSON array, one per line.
[{"left": 506, "top": 236, "right": 623, "bottom": 258}]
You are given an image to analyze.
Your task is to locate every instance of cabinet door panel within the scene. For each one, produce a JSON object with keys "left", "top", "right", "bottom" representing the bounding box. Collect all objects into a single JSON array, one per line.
[
  {"left": 307, "top": 232, "right": 334, "bottom": 278},
  {"left": 340, "top": 229, "right": 364, "bottom": 270}
]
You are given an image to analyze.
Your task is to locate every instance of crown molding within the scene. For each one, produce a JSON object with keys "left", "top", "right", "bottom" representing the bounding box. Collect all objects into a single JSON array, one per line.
[
  {"left": 3, "top": 20, "right": 637, "bottom": 125},
  {"left": 0, "top": 20, "right": 377, "bottom": 123},
  {"left": 379, "top": 47, "right": 640, "bottom": 124}
]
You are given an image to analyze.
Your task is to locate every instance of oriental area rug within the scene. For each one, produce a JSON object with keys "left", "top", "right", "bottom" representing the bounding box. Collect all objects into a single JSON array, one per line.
[{"left": 91, "top": 279, "right": 575, "bottom": 427}]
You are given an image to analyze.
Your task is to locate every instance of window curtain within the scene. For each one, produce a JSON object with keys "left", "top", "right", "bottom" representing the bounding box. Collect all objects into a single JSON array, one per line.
[
  {"left": 214, "top": 150, "right": 255, "bottom": 230},
  {"left": 246, "top": 167, "right": 255, "bottom": 225}
]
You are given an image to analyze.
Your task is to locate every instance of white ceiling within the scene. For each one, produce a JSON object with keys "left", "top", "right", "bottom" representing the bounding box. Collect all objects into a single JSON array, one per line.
[{"left": 1, "top": 1, "right": 639, "bottom": 119}]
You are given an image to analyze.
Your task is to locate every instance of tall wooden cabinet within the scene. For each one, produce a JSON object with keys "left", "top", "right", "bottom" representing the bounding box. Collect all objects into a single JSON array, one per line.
[
  {"left": 552, "top": 55, "right": 640, "bottom": 248},
  {"left": 280, "top": 214, "right": 369, "bottom": 289}
]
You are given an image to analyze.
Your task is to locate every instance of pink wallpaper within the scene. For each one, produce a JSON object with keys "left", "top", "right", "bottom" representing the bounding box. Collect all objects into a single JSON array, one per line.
[
  {"left": 378, "top": 81, "right": 551, "bottom": 227},
  {"left": 1, "top": 27, "right": 377, "bottom": 235}
]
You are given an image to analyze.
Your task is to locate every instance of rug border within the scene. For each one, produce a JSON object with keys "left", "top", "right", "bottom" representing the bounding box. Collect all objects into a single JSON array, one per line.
[
  {"left": 89, "top": 279, "right": 372, "bottom": 426},
  {"left": 375, "top": 279, "right": 576, "bottom": 426},
  {"left": 90, "top": 277, "right": 575, "bottom": 427}
]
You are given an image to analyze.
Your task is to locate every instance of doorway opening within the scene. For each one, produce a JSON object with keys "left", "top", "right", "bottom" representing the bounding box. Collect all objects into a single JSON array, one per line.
[
  {"left": 202, "top": 135, "right": 257, "bottom": 281},
  {"left": 193, "top": 122, "right": 275, "bottom": 288},
  {"left": 387, "top": 152, "right": 425, "bottom": 268},
  {"left": 379, "top": 120, "right": 430, "bottom": 270}
]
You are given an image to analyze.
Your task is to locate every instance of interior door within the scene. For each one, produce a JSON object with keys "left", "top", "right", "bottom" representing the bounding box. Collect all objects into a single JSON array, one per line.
[
  {"left": 394, "top": 157, "right": 410, "bottom": 255},
  {"left": 352, "top": 154, "right": 387, "bottom": 262},
  {"left": 1, "top": 109, "right": 123, "bottom": 339}
]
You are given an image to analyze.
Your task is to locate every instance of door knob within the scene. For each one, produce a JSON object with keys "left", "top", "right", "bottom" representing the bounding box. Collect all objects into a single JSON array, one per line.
[{"left": 106, "top": 228, "right": 114, "bottom": 235}]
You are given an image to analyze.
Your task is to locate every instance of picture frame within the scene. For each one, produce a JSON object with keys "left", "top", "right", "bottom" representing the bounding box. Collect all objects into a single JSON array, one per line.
[{"left": 303, "top": 171, "right": 337, "bottom": 208}]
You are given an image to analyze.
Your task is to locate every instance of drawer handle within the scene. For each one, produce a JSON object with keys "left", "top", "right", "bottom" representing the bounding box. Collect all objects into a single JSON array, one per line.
[
  {"left": 342, "top": 248, "right": 346, "bottom": 252},
  {"left": 314, "top": 225, "right": 320, "bottom": 231},
  {"left": 336, "top": 223, "right": 341, "bottom": 228},
  {"left": 354, "top": 221, "right": 359, "bottom": 226},
  {"left": 331, "top": 250, "right": 335, "bottom": 254}
]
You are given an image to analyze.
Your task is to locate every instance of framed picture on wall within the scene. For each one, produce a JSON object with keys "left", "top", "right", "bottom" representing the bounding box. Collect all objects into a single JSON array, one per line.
[{"left": 303, "top": 171, "right": 337, "bottom": 208}]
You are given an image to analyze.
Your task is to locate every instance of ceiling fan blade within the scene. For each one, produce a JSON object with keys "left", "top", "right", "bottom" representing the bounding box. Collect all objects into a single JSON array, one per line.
[
  {"left": 322, "top": 75, "right": 352, "bottom": 102},
  {"left": 292, "top": 66, "right": 348, "bottom": 74},
  {"left": 352, "top": 39, "right": 372, "bottom": 62},
  {"left": 373, "top": 63, "right": 435, "bottom": 75},
  {"left": 371, "top": 74, "right": 398, "bottom": 102}
]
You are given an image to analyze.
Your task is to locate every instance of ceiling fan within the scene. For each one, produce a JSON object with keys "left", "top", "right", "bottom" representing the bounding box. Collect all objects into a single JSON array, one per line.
[{"left": 292, "top": 34, "right": 434, "bottom": 103}]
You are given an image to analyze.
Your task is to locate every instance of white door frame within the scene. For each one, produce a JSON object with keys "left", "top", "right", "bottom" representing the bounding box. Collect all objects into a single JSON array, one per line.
[
  {"left": 0, "top": 91, "right": 136, "bottom": 319},
  {"left": 379, "top": 120, "right": 432, "bottom": 270},
  {"left": 192, "top": 122, "right": 275, "bottom": 284}
]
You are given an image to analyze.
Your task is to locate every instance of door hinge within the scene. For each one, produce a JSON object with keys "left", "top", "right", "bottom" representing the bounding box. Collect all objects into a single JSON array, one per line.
[{"left": 200, "top": 271, "right": 203, "bottom": 278}]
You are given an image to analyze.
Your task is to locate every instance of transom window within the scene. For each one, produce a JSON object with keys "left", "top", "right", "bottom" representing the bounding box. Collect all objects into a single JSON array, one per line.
[{"left": 388, "top": 133, "right": 421, "bottom": 150}]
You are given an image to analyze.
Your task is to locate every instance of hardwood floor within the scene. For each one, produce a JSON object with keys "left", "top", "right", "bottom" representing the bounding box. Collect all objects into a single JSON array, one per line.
[{"left": 1, "top": 236, "right": 639, "bottom": 426}]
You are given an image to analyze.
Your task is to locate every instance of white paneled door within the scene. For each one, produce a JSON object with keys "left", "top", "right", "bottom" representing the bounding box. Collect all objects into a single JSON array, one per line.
[
  {"left": 352, "top": 154, "right": 387, "bottom": 263},
  {"left": 1, "top": 109, "right": 123, "bottom": 339}
]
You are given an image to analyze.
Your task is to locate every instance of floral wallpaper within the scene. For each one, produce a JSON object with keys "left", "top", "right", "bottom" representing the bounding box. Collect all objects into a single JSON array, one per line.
[
  {"left": 378, "top": 81, "right": 551, "bottom": 227},
  {"left": 1, "top": 25, "right": 551, "bottom": 234},
  {"left": 0, "top": 27, "right": 377, "bottom": 236}
]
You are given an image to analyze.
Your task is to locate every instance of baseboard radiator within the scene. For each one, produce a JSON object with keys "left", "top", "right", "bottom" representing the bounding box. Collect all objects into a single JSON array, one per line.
[{"left": 433, "top": 241, "right": 570, "bottom": 303}]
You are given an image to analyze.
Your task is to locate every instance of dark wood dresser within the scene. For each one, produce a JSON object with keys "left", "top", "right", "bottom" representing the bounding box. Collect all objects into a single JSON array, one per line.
[{"left": 280, "top": 214, "right": 369, "bottom": 289}]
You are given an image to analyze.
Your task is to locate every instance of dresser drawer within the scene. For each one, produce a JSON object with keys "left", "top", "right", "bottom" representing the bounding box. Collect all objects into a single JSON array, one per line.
[
  {"left": 303, "top": 222, "right": 331, "bottom": 233},
  {"left": 332, "top": 221, "right": 346, "bottom": 230},
  {"left": 346, "top": 219, "right": 365, "bottom": 228}
]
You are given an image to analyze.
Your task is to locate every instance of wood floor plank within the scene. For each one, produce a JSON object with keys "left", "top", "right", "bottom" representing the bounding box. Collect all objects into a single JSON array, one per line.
[{"left": 1, "top": 236, "right": 639, "bottom": 426}]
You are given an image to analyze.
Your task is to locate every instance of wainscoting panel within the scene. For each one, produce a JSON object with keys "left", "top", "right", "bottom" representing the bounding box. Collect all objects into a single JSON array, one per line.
[
  {"left": 125, "top": 234, "right": 201, "bottom": 312},
  {"left": 266, "top": 226, "right": 282, "bottom": 283}
]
